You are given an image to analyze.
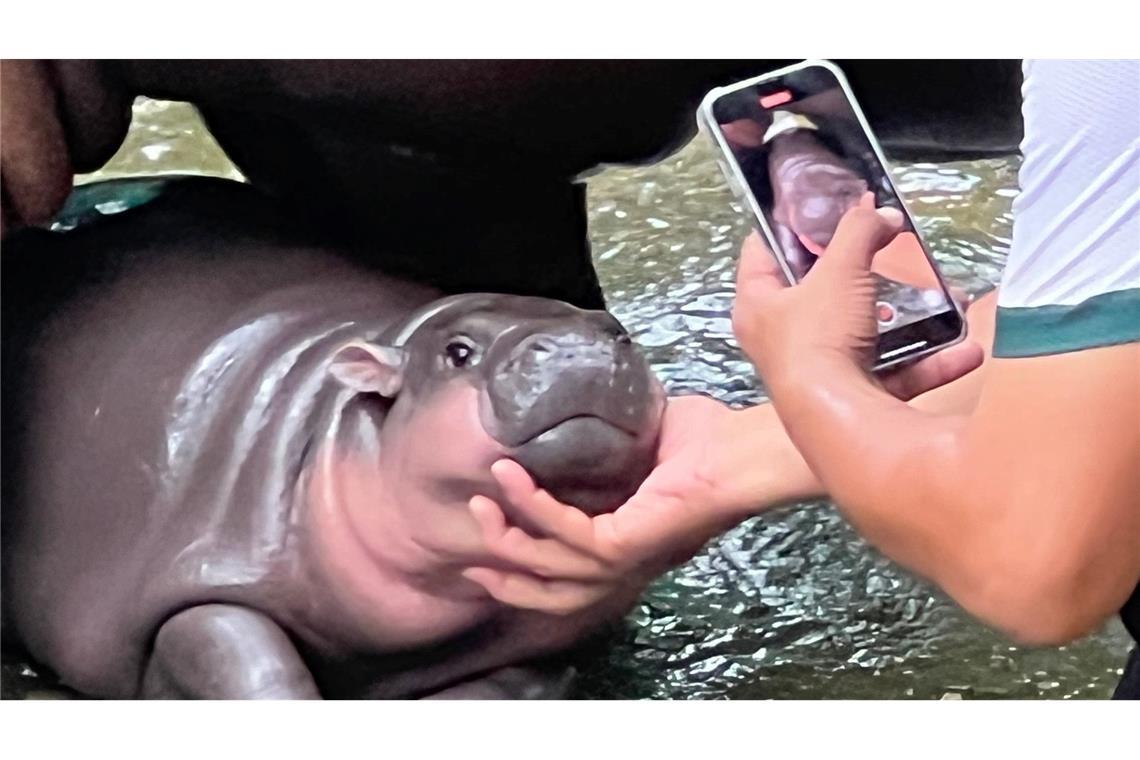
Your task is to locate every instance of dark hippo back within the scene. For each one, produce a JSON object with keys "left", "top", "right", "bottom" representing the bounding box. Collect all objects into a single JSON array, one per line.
[{"left": 1, "top": 180, "right": 441, "bottom": 695}]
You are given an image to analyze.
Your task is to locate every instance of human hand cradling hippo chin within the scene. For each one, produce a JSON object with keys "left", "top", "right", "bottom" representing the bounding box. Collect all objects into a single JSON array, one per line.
[
  {"left": 462, "top": 204, "right": 986, "bottom": 615},
  {"left": 461, "top": 395, "right": 819, "bottom": 613}
]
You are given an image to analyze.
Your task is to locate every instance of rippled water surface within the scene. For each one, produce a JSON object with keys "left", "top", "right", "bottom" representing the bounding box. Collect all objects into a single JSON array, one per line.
[
  {"left": 577, "top": 135, "right": 1132, "bottom": 700},
  {"left": 5, "top": 98, "right": 1132, "bottom": 700}
]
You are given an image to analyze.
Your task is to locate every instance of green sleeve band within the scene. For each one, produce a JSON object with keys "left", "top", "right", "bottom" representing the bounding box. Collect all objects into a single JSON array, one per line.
[{"left": 993, "top": 287, "right": 1140, "bottom": 358}]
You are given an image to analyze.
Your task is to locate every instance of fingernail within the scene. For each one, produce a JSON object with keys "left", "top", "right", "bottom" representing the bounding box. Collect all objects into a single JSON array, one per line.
[
  {"left": 876, "top": 207, "right": 905, "bottom": 226},
  {"left": 460, "top": 569, "right": 484, "bottom": 584}
]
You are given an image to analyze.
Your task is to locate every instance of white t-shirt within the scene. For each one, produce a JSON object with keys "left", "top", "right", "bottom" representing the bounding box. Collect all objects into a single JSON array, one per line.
[{"left": 993, "top": 59, "right": 1140, "bottom": 358}]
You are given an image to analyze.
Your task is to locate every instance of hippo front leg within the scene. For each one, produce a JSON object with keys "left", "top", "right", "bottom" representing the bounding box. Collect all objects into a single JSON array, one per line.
[
  {"left": 422, "top": 664, "right": 577, "bottom": 700},
  {"left": 141, "top": 605, "right": 321, "bottom": 699}
]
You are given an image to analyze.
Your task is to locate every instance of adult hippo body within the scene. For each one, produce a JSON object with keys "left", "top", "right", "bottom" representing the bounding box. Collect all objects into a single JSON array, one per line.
[
  {"left": 5, "top": 61, "right": 1024, "bottom": 306},
  {"left": 1, "top": 179, "right": 665, "bottom": 699}
]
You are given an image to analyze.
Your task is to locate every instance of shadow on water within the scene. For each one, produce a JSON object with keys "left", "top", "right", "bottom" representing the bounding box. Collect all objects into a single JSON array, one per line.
[{"left": 2, "top": 99, "right": 1131, "bottom": 700}]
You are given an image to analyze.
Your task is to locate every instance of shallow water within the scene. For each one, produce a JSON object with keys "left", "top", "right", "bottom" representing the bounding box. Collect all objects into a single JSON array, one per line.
[
  {"left": 5, "top": 98, "right": 1132, "bottom": 700},
  {"left": 578, "top": 136, "right": 1132, "bottom": 700}
]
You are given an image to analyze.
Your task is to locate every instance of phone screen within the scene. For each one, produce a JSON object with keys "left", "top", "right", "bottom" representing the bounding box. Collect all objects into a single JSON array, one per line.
[{"left": 708, "top": 64, "right": 963, "bottom": 365}]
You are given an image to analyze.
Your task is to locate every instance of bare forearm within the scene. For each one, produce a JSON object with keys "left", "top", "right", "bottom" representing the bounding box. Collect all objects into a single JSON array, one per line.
[
  {"left": 705, "top": 292, "right": 998, "bottom": 521},
  {"left": 699, "top": 342, "right": 992, "bottom": 526},
  {"left": 727, "top": 290, "right": 1010, "bottom": 623},
  {"left": 768, "top": 362, "right": 977, "bottom": 567},
  {"left": 699, "top": 401, "right": 824, "bottom": 521},
  {"left": 764, "top": 348, "right": 1140, "bottom": 644},
  {"left": 696, "top": 388, "right": 1024, "bottom": 639}
]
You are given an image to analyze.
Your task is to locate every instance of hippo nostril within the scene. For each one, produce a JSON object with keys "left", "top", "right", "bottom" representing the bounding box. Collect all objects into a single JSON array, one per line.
[
  {"left": 530, "top": 339, "right": 555, "bottom": 358},
  {"left": 615, "top": 333, "right": 632, "bottom": 346}
]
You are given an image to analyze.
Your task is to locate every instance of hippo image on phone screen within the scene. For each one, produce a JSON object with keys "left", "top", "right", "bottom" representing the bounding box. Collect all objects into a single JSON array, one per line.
[{"left": 1, "top": 179, "right": 665, "bottom": 699}]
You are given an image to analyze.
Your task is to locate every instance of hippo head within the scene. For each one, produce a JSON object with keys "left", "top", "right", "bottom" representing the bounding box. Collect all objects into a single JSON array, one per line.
[{"left": 327, "top": 294, "right": 665, "bottom": 519}]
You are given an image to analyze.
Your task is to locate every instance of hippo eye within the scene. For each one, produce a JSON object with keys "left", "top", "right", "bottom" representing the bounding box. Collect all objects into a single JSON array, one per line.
[{"left": 444, "top": 338, "right": 477, "bottom": 368}]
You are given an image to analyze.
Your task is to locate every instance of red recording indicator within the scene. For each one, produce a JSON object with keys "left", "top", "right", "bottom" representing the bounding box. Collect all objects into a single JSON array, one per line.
[{"left": 759, "top": 89, "right": 794, "bottom": 108}]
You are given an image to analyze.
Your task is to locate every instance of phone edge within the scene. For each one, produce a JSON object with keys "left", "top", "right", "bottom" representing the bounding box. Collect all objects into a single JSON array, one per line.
[{"left": 697, "top": 59, "right": 969, "bottom": 372}]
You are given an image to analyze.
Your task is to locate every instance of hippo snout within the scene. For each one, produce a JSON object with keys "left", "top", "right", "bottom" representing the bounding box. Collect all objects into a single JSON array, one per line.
[{"left": 479, "top": 315, "right": 665, "bottom": 515}]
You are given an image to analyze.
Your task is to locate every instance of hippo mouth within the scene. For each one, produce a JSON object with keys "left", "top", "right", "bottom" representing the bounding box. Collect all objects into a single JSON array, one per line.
[
  {"left": 503, "top": 412, "right": 659, "bottom": 517},
  {"left": 516, "top": 413, "right": 640, "bottom": 445}
]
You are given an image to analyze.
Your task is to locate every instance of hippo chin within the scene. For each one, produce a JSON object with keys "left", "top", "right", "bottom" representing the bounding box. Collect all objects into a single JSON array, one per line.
[
  {"left": 1, "top": 179, "right": 663, "bottom": 699},
  {"left": 469, "top": 299, "right": 662, "bottom": 516}
]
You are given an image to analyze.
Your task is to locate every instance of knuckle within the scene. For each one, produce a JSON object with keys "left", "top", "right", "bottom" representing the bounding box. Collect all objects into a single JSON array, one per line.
[
  {"left": 844, "top": 207, "right": 879, "bottom": 225},
  {"left": 502, "top": 526, "right": 530, "bottom": 548},
  {"left": 598, "top": 540, "right": 630, "bottom": 569}
]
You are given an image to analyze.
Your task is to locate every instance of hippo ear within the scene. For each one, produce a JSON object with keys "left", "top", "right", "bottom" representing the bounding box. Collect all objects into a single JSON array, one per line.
[{"left": 329, "top": 341, "right": 406, "bottom": 397}]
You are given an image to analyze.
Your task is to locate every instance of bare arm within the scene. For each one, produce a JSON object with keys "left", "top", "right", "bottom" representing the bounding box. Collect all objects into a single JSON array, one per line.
[
  {"left": 744, "top": 60, "right": 1140, "bottom": 645},
  {"left": 735, "top": 201, "right": 1140, "bottom": 646},
  {"left": 695, "top": 288, "right": 998, "bottom": 525},
  {"left": 768, "top": 341, "right": 1140, "bottom": 644}
]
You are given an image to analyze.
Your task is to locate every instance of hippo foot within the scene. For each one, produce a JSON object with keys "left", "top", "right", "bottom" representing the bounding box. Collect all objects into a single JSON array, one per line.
[
  {"left": 141, "top": 605, "right": 320, "bottom": 699},
  {"left": 422, "top": 664, "right": 578, "bottom": 700}
]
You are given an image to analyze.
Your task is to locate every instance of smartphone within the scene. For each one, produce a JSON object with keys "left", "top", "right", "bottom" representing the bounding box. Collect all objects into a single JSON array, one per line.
[{"left": 698, "top": 59, "right": 965, "bottom": 370}]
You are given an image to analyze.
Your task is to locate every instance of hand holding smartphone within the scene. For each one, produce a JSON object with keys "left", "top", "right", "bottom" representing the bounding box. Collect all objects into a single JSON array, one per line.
[{"left": 698, "top": 60, "right": 966, "bottom": 370}]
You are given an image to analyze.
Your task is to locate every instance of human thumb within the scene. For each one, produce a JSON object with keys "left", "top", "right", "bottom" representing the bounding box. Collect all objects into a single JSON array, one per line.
[{"left": 809, "top": 196, "right": 904, "bottom": 280}]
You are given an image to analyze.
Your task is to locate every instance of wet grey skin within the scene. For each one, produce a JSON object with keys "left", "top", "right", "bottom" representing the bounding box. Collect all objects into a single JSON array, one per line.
[
  {"left": 16, "top": 62, "right": 1023, "bottom": 303},
  {"left": 410, "top": 293, "right": 664, "bottom": 516},
  {"left": 1, "top": 180, "right": 663, "bottom": 699}
]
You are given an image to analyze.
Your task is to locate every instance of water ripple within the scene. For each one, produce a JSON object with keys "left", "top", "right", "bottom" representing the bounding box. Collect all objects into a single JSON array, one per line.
[{"left": 576, "top": 137, "right": 1132, "bottom": 700}]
